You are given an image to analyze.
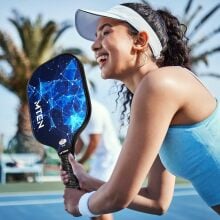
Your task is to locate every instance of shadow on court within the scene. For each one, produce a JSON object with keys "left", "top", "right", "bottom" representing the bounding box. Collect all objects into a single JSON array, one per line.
[{"left": 0, "top": 186, "right": 218, "bottom": 220}]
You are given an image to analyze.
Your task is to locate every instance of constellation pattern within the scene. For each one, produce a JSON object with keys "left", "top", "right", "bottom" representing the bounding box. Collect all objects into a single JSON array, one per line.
[{"left": 27, "top": 54, "right": 90, "bottom": 150}]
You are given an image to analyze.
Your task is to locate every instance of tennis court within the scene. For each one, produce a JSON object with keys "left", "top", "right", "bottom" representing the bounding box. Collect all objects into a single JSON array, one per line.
[{"left": 0, "top": 185, "right": 218, "bottom": 220}]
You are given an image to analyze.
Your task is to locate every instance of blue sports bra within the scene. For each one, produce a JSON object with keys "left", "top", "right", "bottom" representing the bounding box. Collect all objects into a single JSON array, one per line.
[{"left": 159, "top": 101, "right": 220, "bottom": 206}]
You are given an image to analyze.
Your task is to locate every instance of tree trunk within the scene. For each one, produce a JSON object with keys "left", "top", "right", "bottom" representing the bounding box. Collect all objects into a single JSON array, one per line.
[
  {"left": 17, "top": 102, "right": 32, "bottom": 135},
  {"left": 8, "top": 102, "right": 45, "bottom": 157}
]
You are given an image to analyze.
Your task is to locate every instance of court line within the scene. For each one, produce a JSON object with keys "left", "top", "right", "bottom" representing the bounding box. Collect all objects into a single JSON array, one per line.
[
  {"left": 0, "top": 191, "right": 62, "bottom": 198},
  {"left": 0, "top": 198, "right": 63, "bottom": 206},
  {"left": 174, "top": 190, "right": 197, "bottom": 196}
]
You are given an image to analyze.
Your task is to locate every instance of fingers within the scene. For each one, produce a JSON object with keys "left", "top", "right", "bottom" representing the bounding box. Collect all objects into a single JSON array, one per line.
[
  {"left": 60, "top": 168, "right": 69, "bottom": 184},
  {"left": 68, "top": 153, "right": 78, "bottom": 174},
  {"left": 68, "top": 153, "right": 75, "bottom": 164},
  {"left": 60, "top": 155, "right": 81, "bottom": 185},
  {"left": 67, "top": 154, "right": 91, "bottom": 191}
]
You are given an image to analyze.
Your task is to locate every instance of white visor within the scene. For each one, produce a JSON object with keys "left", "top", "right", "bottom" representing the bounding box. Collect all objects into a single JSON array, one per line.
[{"left": 75, "top": 5, "right": 162, "bottom": 58}]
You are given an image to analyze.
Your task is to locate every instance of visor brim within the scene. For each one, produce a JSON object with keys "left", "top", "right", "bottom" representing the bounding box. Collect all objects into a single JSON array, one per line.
[{"left": 75, "top": 9, "right": 124, "bottom": 41}]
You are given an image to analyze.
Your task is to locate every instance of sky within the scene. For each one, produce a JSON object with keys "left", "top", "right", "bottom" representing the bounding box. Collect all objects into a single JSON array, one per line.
[{"left": 0, "top": 0, "right": 220, "bottom": 146}]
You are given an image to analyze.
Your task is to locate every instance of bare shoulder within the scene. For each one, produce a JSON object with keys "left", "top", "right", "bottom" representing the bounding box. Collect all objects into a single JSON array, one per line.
[
  {"left": 142, "top": 66, "right": 190, "bottom": 84},
  {"left": 135, "top": 66, "right": 187, "bottom": 99},
  {"left": 131, "top": 67, "right": 187, "bottom": 119},
  {"left": 133, "top": 66, "right": 216, "bottom": 126},
  {"left": 143, "top": 66, "right": 214, "bottom": 98}
]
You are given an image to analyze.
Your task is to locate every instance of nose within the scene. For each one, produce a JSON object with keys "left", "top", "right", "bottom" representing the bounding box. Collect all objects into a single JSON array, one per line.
[{"left": 91, "top": 37, "right": 102, "bottom": 52}]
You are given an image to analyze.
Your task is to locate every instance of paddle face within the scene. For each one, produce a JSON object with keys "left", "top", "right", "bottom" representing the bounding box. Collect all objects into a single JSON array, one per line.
[
  {"left": 27, "top": 53, "right": 91, "bottom": 187},
  {"left": 27, "top": 53, "right": 91, "bottom": 153}
]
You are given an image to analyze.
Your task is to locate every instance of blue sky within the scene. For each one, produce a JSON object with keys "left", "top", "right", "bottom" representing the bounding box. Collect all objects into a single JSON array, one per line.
[{"left": 0, "top": 0, "right": 220, "bottom": 146}]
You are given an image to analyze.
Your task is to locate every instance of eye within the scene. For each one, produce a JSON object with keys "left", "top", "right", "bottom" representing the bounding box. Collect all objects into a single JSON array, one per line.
[
  {"left": 103, "top": 30, "right": 110, "bottom": 36},
  {"left": 102, "top": 26, "right": 111, "bottom": 37},
  {"left": 102, "top": 30, "right": 111, "bottom": 37}
]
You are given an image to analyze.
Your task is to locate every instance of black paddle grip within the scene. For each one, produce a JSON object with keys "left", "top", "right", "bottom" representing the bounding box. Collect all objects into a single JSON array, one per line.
[{"left": 60, "top": 153, "right": 80, "bottom": 188}]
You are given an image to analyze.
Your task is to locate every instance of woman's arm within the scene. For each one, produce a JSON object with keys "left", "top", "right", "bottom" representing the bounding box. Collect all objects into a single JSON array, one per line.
[
  {"left": 128, "top": 156, "right": 175, "bottom": 215},
  {"left": 64, "top": 71, "right": 182, "bottom": 216},
  {"left": 66, "top": 154, "right": 175, "bottom": 215},
  {"left": 86, "top": 73, "right": 181, "bottom": 214}
]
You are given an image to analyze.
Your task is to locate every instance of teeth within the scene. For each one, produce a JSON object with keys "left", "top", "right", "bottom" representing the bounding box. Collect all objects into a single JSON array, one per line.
[{"left": 97, "top": 55, "right": 108, "bottom": 63}]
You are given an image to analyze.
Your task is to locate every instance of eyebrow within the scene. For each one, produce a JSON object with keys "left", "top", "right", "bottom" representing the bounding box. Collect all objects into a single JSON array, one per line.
[{"left": 95, "top": 23, "right": 112, "bottom": 36}]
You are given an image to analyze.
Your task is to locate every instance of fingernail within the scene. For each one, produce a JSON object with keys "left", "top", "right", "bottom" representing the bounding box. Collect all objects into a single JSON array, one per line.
[{"left": 68, "top": 153, "right": 74, "bottom": 160}]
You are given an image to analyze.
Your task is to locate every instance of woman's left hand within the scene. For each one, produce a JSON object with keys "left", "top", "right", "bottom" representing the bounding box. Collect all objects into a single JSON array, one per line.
[
  {"left": 68, "top": 153, "right": 101, "bottom": 192},
  {"left": 63, "top": 188, "right": 85, "bottom": 217}
]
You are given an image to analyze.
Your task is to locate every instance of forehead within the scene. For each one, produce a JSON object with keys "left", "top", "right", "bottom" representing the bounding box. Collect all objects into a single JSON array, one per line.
[{"left": 96, "top": 17, "right": 126, "bottom": 31}]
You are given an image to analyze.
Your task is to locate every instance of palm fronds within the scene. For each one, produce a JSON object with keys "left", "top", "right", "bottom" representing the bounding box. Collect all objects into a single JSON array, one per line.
[
  {"left": 190, "top": 26, "right": 220, "bottom": 50},
  {"left": 197, "top": 72, "right": 220, "bottom": 78},
  {"left": 188, "top": 3, "right": 220, "bottom": 38},
  {"left": 0, "top": 67, "right": 10, "bottom": 89},
  {"left": 192, "top": 46, "right": 220, "bottom": 66},
  {"left": 184, "top": 0, "right": 194, "bottom": 15},
  {"left": 54, "top": 21, "right": 72, "bottom": 43},
  {"left": 0, "top": 30, "right": 30, "bottom": 79},
  {"left": 179, "top": 0, "right": 220, "bottom": 73},
  {"left": 184, "top": 5, "right": 202, "bottom": 26}
]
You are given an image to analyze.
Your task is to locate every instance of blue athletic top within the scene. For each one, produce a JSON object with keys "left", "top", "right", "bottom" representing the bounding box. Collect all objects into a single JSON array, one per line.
[{"left": 159, "top": 101, "right": 220, "bottom": 206}]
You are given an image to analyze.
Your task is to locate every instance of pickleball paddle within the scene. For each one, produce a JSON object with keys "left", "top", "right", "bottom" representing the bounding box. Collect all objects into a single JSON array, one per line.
[{"left": 27, "top": 53, "right": 91, "bottom": 188}]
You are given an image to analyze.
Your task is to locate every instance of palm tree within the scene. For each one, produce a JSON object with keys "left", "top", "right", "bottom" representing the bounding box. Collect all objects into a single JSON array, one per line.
[
  {"left": 182, "top": 0, "right": 220, "bottom": 77},
  {"left": 0, "top": 10, "right": 74, "bottom": 155},
  {"left": 141, "top": 0, "right": 220, "bottom": 78}
]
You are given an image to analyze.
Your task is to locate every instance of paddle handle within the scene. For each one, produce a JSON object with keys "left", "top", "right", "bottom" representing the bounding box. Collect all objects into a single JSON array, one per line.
[{"left": 60, "top": 153, "right": 80, "bottom": 188}]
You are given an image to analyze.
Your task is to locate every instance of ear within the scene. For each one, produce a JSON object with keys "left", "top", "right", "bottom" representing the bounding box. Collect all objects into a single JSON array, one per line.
[{"left": 133, "top": 32, "right": 149, "bottom": 51}]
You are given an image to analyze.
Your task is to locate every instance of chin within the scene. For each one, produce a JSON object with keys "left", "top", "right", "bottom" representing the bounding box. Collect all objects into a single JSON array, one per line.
[
  {"left": 101, "top": 70, "right": 112, "bottom": 79},
  {"left": 101, "top": 67, "right": 121, "bottom": 80}
]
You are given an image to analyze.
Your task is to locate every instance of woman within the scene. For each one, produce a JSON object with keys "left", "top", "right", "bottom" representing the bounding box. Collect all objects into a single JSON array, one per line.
[{"left": 62, "top": 2, "right": 220, "bottom": 217}]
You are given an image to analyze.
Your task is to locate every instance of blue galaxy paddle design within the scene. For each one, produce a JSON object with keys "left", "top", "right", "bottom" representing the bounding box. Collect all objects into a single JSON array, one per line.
[{"left": 27, "top": 53, "right": 91, "bottom": 188}]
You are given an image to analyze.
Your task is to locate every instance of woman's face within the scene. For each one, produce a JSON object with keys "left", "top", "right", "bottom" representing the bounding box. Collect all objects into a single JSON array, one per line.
[{"left": 91, "top": 17, "right": 137, "bottom": 80}]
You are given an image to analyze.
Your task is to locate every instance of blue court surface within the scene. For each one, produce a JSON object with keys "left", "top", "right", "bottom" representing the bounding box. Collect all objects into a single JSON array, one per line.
[{"left": 0, "top": 185, "right": 218, "bottom": 220}]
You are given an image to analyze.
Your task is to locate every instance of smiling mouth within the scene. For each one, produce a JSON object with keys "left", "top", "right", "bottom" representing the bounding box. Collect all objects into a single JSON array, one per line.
[{"left": 96, "top": 55, "right": 108, "bottom": 67}]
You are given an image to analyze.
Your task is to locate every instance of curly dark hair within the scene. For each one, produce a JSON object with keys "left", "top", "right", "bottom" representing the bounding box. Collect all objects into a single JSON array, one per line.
[{"left": 117, "top": 2, "right": 191, "bottom": 126}]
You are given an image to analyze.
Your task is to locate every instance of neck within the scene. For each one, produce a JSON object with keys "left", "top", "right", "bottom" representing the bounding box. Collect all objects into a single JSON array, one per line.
[{"left": 122, "top": 61, "right": 158, "bottom": 93}]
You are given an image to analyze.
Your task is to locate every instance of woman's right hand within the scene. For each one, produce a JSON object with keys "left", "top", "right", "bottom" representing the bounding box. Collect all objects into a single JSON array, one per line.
[{"left": 60, "top": 167, "right": 69, "bottom": 185}]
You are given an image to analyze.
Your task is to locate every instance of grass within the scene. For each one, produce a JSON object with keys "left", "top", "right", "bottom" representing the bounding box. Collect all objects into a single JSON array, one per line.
[{"left": 0, "top": 181, "right": 64, "bottom": 193}]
